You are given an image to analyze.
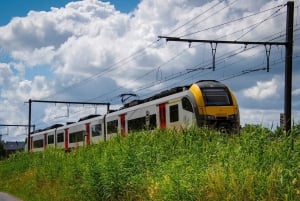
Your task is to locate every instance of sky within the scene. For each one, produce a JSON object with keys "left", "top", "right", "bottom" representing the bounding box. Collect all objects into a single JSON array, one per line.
[{"left": 0, "top": 0, "right": 300, "bottom": 141}]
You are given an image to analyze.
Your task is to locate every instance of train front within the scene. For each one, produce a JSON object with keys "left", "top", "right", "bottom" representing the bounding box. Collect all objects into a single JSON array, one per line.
[{"left": 189, "top": 80, "right": 240, "bottom": 133}]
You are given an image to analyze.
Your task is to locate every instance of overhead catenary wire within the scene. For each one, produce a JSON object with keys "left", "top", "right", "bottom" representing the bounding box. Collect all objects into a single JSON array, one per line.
[
  {"left": 126, "top": 23, "right": 296, "bottom": 101},
  {"left": 99, "top": 29, "right": 291, "bottom": 105},
  {"left": 179, "top": 3, "right": 286, "bottom": 38},
  {"left": 164, "top": 0, "right": 225, "bottom": 37},
  {"left": 176, "top": 0, "right": 240, "bottom": 38},
  {"left": 39, "top": 1, "right": 238, "bottom": 103},
  {"left": 235, "top": 4, "right": 286, "bottom": 41},
  {"left": 66, "top": 1, "right": 288, "bottom": 103},
  {"left": 100, "top": 16, "right": 292, "bottom": 104}
]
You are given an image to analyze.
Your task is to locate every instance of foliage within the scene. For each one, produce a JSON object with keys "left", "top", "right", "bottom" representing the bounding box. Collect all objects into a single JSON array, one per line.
[
  {"left": 0, "top": 125, "right": 299, "bottom": 201},
  {"left": 0, "top": 140, "right": 5, "bottom": 160}
]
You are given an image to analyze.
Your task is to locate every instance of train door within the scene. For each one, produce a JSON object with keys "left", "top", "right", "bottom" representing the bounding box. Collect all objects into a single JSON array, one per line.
[
  {"left": 85, "top": 123, "right": 91, "bottom": 145},
  {"left": 120, "top": 114, "right": 126, "bottom": 136},
  {"left": 64, "top": 128, "right": 69, "bottom": 151},
  {"left": 44, "top": 133, "right": 47, "bottom": 150},
  {"left": 159, "top": 103, "right": 166, "bottom": 129}
]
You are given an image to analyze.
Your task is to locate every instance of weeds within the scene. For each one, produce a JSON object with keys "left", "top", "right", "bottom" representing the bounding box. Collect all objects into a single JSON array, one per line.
[{"left": 0, "top": 125, "right": 299, "bottom": 201}]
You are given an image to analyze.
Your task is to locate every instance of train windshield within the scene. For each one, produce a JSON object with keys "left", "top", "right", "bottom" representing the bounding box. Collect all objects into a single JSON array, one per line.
[{"left": 202, "top": 88, "right": 232, "bottom": 106}]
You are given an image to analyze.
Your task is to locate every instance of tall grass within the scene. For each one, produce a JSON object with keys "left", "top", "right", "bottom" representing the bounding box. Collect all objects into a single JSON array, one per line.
[{"left": 0, "top": 125, "right": 299, "bottom": 201}]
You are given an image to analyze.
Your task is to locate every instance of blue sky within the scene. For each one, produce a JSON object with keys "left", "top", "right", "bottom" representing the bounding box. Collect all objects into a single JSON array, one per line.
[{"left": 0, "top": 0, "right": 299, "bottom": 141}]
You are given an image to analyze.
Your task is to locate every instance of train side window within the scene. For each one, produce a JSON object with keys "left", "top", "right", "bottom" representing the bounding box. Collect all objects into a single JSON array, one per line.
[
  {"left": 182, "top": 97, "right": 193, "bottom": 112},
  {"left": 69, "top": 131, "right": 84, "bottom": 143},
  {"left": 92, "top": 124, "right": 102, "bottom": 137},
  {"left": 149, "top": 114, "right": 157, "bottom": 129},
  {"left": 107, "top": 120, "right": 118, "bottom": 134},
  {"left": 128, "top": 114, "right": 157, "bottom": 132},
  {"left": 128, "top": 117, "right": 145, "bottom": 132},
  {"left": 57, "top": 133, "right": 64, "bottom": 143},
  {"left": 48, "top": 135, "right": 54, "bottom": 144},
  {"left": 169, "top": 104, "right": 179, "bottom": 122},
  {"left": 33, "top": 139, "right": 43, "bottom": 148}
]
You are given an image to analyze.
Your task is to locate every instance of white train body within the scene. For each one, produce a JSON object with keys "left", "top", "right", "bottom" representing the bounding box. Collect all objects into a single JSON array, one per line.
[{"left": 27, "top": 80, "right": 239, "bottom": 152}]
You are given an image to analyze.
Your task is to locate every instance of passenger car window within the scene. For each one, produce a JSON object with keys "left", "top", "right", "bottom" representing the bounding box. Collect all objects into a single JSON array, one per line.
[
  {"left": 169, "top": 104, "right": 179, "bottom": 122},
  {"left": 92, "top": 124, "right": 102, "bottom": 137}
]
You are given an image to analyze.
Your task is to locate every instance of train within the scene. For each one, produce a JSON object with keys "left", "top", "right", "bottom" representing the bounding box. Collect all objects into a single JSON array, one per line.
[{"left": 25, "top": 80, "right": 240, "bottom": 152}]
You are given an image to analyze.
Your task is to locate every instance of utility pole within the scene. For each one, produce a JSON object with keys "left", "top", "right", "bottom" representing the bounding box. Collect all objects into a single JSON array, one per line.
[
  {"left": 159, "top": 1, "right": 294, "bottom": 133},
  {"left": 285, "top": 1, "right": 294, "bottom": 134},
  {"left": 26, "top": 99, "right": 110, "bottom": 152}
]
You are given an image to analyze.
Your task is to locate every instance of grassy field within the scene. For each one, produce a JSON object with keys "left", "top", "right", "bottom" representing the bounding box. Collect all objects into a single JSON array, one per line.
[{"left": 0, "top": 125, "right": 299, "bottom": 201}]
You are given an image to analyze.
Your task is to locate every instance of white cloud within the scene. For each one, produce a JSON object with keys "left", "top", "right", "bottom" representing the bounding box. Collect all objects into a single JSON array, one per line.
[
  {"left": 2, "top": 76, "right": 55, "bottom": 101},
  {"left": 293, "top": 88, "right": 300, "bottom": 96},
  {"left": 242, "top": 76, "right": 283, "bottom": 100},
  {"left": 240, "top": 108, "right": 282, "bottom": 127},
  {"left": 240, "top": 107, "right": 300, "bottom": 129},
  {"left": 0, "top": 63, "right": 13, "bottom": 85}
]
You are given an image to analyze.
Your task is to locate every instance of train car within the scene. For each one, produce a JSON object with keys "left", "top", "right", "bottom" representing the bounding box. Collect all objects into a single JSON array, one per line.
[
  {"left": 190, "top": 80, "right": 239, "bottom": 132},
  {"left": 65, "top": 115, "right": 105, "bottom": 150},
  {"left": 30, "top": 124, "right": 63, "bottom": 152},
  {"left": 89, "top": 115, "right": 105, "bottom": 144},
  {"left": 30, "top": 131, "right": 45, "bottom": 152},
  {"left": 26, "top": 80, "right": 239, "bottom": 152},
  {"left": 106, "top": 80, "right": 239, "bottom": 135}
]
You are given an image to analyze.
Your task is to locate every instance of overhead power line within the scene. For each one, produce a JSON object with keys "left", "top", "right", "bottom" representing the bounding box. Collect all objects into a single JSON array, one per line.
[
  {"left": 159, "top": 1, "right": 294, "bottom": 134},
  {"left": 180, "top": 3, "right": 286, "bottom": 38},
  {"left": 158, "top": 36, "right": 286, "bottom": 72},
  {"left": 165, "top": 0, "right": 225, "bottom": 37}
]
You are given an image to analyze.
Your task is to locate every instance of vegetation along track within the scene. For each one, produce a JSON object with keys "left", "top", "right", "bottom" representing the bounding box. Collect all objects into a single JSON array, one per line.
[{"left": 0, "top": 125, "right": 299, "bottom": 201}]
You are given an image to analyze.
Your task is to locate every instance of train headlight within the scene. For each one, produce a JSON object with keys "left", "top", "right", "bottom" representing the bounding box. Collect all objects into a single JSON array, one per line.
[
  {"left": 206, "top": 115, "right": 215, "bottom": 120},
  {"left": 228, "top": 114, "right": 236, "bottom": 120}
]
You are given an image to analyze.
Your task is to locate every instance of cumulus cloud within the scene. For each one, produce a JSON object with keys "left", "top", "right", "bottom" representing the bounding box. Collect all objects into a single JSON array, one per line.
[
  {"left": 293, "top": 88, "right": 300, "bottom": 96},
  {"left": 0, "top": 63, "right": 13, "bottom": 85},
  {"left": 2, "top": 76, "right": 55, "bottom": 101},
  {"left": 242, "top": 76, "right": 283, "bottom": 100},
  {"left": 0, "top": 0, "right": 288, "bottom": 88}
]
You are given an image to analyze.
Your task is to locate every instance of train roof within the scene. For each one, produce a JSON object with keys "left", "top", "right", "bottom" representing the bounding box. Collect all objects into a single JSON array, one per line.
[
  {"left": 122, "top": 80, "right": 224, "bottom": 109},
  {"left": 31, "top": 123, "right": 64, "bottom": 134},
  {"left": 78, "top": 114, "right": 101, "bottom": 122},
  {"left": 196, "top": 80, "right": 226, "bottom": 88},
  {"left": 122, "top": 85, "right": 189, "bottom": 109}
]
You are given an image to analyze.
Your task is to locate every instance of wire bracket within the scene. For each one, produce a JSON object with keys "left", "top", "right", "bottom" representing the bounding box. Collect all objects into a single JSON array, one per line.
[
  {"left": 210, "top": 42, "right": 218, "bottom": 71},
  {"left": 265, "top": 44, "right": 272, "bottom": 72}
]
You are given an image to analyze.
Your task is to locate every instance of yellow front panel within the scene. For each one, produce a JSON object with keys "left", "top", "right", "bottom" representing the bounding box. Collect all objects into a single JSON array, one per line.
[
  {"left": 189, "top": 84, "right": 205, "bottom": 114},
  {"left": 189, "top": 83, "right": 239, "bottom": 117},
  {"left": 205, "top": 106, "right": 236, "bottom": 116}
]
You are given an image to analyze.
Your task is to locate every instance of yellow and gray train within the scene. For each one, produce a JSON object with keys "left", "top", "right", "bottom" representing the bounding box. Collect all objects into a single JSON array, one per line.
[{"left": 26, "top": 80, "right": 239, "bottom": 152}]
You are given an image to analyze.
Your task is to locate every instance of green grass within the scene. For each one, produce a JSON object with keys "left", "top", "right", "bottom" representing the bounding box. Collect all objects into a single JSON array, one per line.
[{"left": 0, "top": 125, "right": 299, "bottom": 201}]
